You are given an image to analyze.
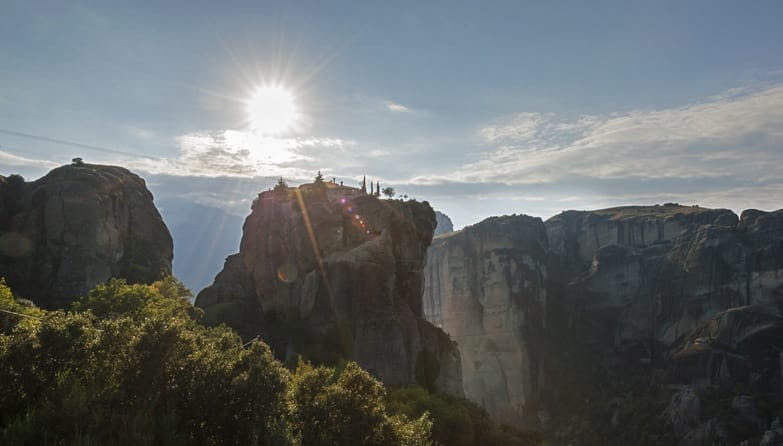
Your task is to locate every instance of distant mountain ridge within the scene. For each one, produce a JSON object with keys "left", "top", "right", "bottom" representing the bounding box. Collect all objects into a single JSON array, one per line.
[{"left": 156, "top": 198, "right": 243, "bottom": 295}]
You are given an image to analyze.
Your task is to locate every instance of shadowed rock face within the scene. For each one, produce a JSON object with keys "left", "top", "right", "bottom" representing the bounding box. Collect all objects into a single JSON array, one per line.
[
  {"left": 434, "top": 210, "right": 454, "bottom": 236},
  {"left": 196, "top": 183, "right": 462, "bottom": 395},
  {"left": 561, "top": 206, "right": 783, "bottom": 349},
  {"left": 424, "top": 204, "right": 783, "bottom": 439},
  {"left": 0, "top": 164, "right": 173, "bottom": 308}
]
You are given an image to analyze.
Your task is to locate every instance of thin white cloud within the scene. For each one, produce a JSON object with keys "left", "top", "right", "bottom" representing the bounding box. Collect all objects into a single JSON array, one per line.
[
  {"left": 131, "top": 129, "right": 355, "bottom": 178},
  {"left": 457, "top": 83, "right": 783, "bottom": 185},
  {"left": 386, "top": 100, "right": 412, "bottom": 113},
  {"left": 0, "top": 150, "right": 58, "bottom": 169}
]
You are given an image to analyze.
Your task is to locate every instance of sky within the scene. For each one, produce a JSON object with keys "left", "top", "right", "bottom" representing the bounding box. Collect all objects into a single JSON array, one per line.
[{"left": 2, "top": 0, "right": 783, "bottom": 229}]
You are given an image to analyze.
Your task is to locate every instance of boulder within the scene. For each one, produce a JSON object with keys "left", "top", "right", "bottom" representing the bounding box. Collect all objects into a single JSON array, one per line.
[{"left": 0, "top": 164, "right": 172, "bottom": 307}]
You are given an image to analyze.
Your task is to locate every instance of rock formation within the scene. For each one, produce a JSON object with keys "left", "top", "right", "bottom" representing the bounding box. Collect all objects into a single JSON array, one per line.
[
  {"left": 434, "top": 210, "right": 454, "bottom": 235},
  {"left": 0, "top": 163, "right": 173, "bottom": 308},
  {"left": 424, "top": 214, "right": 548, "bottom": 424},
  {"left": 424, "top": 203, "right": 783, "bottom": 443},
  {"left": 196, "top": 182, "right": 462, "bottom": 395}
]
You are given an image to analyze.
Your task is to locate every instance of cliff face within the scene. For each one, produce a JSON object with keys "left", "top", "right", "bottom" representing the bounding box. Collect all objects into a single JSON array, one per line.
[
  {"left": 196, "top": 183, "right": 462, "bottom": 395},
  {"left": 424, "top": 214, "right": 548, "bottom": 423},
  {"left": 0, "top": 164, "right": 173, "bottom": 308},
  {"left": 424, "top": 204, "right": 783, "bottom": 442},
  {"left": 557, "top": 206, "right": 783, "bottom": 348},
  {"left": 434, "top": 210, "right": 454, "bottom": 235}
]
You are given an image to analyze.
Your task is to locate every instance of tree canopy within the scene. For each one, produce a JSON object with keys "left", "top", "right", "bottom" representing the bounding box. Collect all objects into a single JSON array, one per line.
[{"left": 0, "top": 278, "right": 450, "bottom": 446}]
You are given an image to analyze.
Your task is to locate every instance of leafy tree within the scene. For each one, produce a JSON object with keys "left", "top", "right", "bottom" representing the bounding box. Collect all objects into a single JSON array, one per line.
[
  {"left": 0, "top": 278, "right": 289, "bottom": 445},
  {"left": 382, "top": 187, "right": 396, "bottom": 198},
  {"left": 0, "top": 278, "right": 44, "bottom": 333},
  {"left": 314, "top": 171, "right": 325, "bottom": 184},
  {"left": 5, "top": 174, "right": 24, "bottom": 189},
  {"left": 287, "top": 360, "right": 432, "bottom": 446},
  {"left": 0, "top": 279, "right": 443, "bottom": 446}
]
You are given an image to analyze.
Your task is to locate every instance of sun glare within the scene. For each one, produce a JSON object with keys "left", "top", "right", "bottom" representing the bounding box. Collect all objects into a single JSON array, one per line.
[{"left": 246, "top": 85, "right": 298, "bottom": 135}]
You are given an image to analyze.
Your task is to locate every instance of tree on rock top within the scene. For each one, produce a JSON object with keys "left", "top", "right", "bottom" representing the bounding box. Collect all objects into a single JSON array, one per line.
[
  {"left": 274, "top": 177, "right": 288, "bottom": 193},
  {"left": 382, "top": 187, "right": 396, "bottom": 199}
]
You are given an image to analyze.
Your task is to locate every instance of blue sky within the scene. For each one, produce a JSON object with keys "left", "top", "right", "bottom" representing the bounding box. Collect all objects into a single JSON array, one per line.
[{"left": 2, "top": 0, "right": 783, "bottom": 228}]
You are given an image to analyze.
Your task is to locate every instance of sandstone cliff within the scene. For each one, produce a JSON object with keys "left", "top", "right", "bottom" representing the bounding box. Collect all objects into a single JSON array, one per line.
[
  {"left": 424, "top": 204, "right": 783, "bottom": 443},
  {"left": 424, "top": 214, "right": 548, "bottom": 424},
  {"left": 0, "top": 164, "right": 173, "bottom": 308},
  {"left": 196, "top": 182, "right": 462, "bottom": 395},
  {"left": 434, "top": 210, "right": 454, "bottom": 235}
]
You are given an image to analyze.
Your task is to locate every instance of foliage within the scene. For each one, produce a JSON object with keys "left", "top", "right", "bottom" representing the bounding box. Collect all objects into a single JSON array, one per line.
[
  {"left": 387, "top": 386, "right": 542, "bottom": 446},
  {"left": 287, "top": 360, "right": 432, "bottom": 446},
  {"left": 313, "top": 171, "right": 325, "bottom": 185},
  {"left": 274, "top": 177, "right": 288, "bottom": 192},
  {"left": 0, "top": 278, "right": 288, "bottom": 445},
  {"left": 382, "top": 187, "right": 395, "bottom": 198},
  {"left": 0, "top": 278, "right": 441, "bottom": 445},
  {"left": 0, "top": 278, "right": 44, "bottom": 332}
]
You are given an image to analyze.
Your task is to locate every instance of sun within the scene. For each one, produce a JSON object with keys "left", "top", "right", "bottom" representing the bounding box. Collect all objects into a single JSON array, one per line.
[{"left": 245, "top": 85, "right": 298, "bottom": 135}]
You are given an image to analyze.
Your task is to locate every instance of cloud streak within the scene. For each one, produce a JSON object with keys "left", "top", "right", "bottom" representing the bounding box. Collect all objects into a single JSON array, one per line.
[
  {"left": 0, "top": 149, "right": 58, "bottom": 169},
  {"left": 446, "top": 83, "right": 783, "bottom": 185},
  {"left": 132, "top": 130, "right": 355, "bottom": 178},
  {"left": 385, "top": 100, "right": 412, "bottom": 113}
]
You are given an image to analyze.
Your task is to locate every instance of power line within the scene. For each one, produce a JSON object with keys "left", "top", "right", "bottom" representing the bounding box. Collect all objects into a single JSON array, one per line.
[
  {"left": 0, "top": 128, "right": 160, "bottom": 160},
  {"left": 0, "top": 308, "right": 42, "bottom": 320},
  {"left": 242, "top": 335, "right": 261, "bottom": 348}
]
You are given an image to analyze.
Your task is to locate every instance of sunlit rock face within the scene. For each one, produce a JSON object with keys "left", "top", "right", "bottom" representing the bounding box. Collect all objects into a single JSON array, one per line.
[
  {"left": 196, "top": 183, "right": 462, "bottom": 395},
  {"left": 0, "top": 164, "right": 173, "bottom": 308},
  {"left": 424, "top": 214, "right": 548, "bottom": 424}
]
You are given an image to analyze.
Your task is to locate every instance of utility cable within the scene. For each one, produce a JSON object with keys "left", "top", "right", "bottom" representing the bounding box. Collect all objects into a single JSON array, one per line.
[{"left": 0, "top": 128, "right": 160, "bottom": 160}]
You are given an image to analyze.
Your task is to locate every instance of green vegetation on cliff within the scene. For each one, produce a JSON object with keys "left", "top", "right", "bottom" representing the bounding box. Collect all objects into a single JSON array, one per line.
[
  {"left": 0, "top": 278, "right": 537, "bottom": 446},
  {"left": 0, "top": 278, "right": 434, "bottom": 445}
]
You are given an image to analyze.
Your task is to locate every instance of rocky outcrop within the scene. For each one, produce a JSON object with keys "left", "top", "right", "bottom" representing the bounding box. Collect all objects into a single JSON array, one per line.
[
  {"left": 424, "top": 204, "right": 783, "bottom": 442},
  {"left": 0, "top": 164, "right": 173, "bottom": 308},
  {"left": 556, "top": 205, "right": 783, "bottom": 352},
  {"left": 196, "top": 182, "right": 462, "bottom": 395},
  {"left": 424, "top": 214, "right": 548, "bottom": 424},
  {"left": 668, "top": 305, "right": 783, "bottom": 392},
  {"left": 434, "top": 210, "right": 454, "bottom": 235}
]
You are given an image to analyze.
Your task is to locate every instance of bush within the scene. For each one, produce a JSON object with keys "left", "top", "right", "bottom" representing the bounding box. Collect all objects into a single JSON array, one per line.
[
  {"left": 288, "top": 360, "right": 432, "bottom": 446},
  {"left": 387, "top": 386, "right": 542, "bottom": 446},
  {"left": 0, "top": 278, "right": 288, "bottom": 445}
]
